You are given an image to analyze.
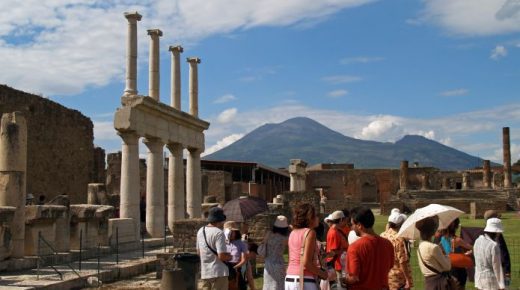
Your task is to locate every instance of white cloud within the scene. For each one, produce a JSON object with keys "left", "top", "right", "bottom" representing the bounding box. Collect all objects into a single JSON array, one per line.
[
  {"left": 420, "top": 0, "right": 520, "bottom": 36},
  {"left": 491, "top": 45, "right": 508, "bottom": 60},
  {"left": 328, "top": 89, "right": 348, "bottom": 98},
  {"left": 213, "top": 94, "right": 237, "bottom": 104},
  {"left": 93, "top": 121, "right": 118, "bottom": 141},
  {"left": 0, "top": 0, "right": 375, "bottom": 96},
  {"left": 340, "top": 56, "right": 384, "bottom": 64},
  {"left": 358, "top": 116, "right": 404, "bottom": 141},
  {"left": 202, "top": 133, "right": 244, "bottom": 156},
  {"left": 440, "top": 88, "right": 469, "bottom": 97},
  {"left": 322, "top": 75, "right": 362, "bottom": 84},
  {"left": 217, "top": 108, "right": 238, "bottom": 123}
]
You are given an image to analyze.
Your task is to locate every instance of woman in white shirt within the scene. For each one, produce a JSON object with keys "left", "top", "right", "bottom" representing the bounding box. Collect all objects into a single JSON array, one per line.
[{"left": 473, "top": 218, "right": 505, "bottom": 290}]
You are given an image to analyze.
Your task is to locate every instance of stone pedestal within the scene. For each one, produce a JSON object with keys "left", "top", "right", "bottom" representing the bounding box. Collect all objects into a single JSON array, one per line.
[
  {"left": 54, "top": 212, "right": 71, "bottom": 252},
  {"left": 70, "top": 205, "right": 114, "bottom": 249},
  {"left": 108, "top": 218, "right": 137, "bottom": 245},
  {"left": 25, "top": 205, "right": 67, "bottom": 256},
  {"left": 88, "top": 183, "right": 109, "bottom": 205}
]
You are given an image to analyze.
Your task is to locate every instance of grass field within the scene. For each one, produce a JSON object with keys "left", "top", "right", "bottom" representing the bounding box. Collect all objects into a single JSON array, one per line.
[{"left": 254, "top": 211, "right": 520, "bottom": 289}]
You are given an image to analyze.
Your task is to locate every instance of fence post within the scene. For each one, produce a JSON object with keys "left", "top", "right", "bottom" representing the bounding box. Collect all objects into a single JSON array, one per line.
[
  {"left": 141, "top": 229, "right": 145, "bottom": 258},
  {"left": 37, "top": 231, "right": 41, "bottom": 280},
  {"left": 79, "top": 229, "right": 83, "bottom": 271},
  {"left": 97, "top": 243, "right": 101, "bottom": 281},
  {"left": 116, "top": 227, "right": 119, "bottom": 265}
]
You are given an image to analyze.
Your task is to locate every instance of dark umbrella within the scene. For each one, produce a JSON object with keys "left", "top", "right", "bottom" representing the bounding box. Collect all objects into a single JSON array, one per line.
[{"left": 223, "top": 196, "right": 268, "bottom": 222}]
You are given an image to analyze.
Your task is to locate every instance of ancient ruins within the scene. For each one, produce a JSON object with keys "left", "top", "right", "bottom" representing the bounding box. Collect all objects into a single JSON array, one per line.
[{"left": 0, "top": 9, "right": 518, "bottom": 289}]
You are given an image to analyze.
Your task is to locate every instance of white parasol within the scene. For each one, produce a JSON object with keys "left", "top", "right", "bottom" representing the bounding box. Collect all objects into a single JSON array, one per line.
[{"left": 397, "top": 204, "right": 464, "bottom": 240}]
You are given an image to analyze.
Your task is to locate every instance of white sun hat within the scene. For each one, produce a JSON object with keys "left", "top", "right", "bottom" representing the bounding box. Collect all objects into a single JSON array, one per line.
[
  {"left": 274, "top": 215, "right": 289, "bottom": 228},
  {"left": 484, "top": 217, "right": 503, "bottom": 233}
]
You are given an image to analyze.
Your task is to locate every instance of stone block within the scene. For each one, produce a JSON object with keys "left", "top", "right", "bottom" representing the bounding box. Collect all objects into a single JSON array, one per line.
[{"left": 108, "top": 218, "right": 137, "bottom": 244}]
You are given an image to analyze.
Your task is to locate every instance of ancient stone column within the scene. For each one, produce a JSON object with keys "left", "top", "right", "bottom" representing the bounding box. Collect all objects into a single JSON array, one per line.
[
  {"left": 123, "top": 12, "right": 142, "bottom": 97},
  {"left": 482, "top": 160, "right": 491, "bottom": 188},
  {"left": 187, "top": 57, "right": 201, "bottom": 117},
  {"left": 148, "top": 29, "right": 163, "bottom": 101},
  {"left": 442, "top": 177, "right": 450, "bottom": 190},
  {"left": 187, "top": 148, "right": 202, "bottom": 218},
  {"left": 289, "top": 159, "right": 307, "bottom": 192},
  {"left": 118, "top": 132, "right": 140, "bottom": 240},
  {"left": 166, "top": 143, "right": 185, "bottom": 228},
  {"left": 399, "top": 160, "right": 408, "bottom": 191},
  {"left": 143, "top": 138, "right": 165, "bottom": 238},
  {"left": 169, "top": 45, "right": 183, "bottom": 109},
  {"left": 503, "top": 127, "right": 512, "bottom": 188},
  {"left": 462, "top": 172, "right": 470, "bottom": 190},
  {"left": 421, "top": 172, "right": 429, "bottom": 190},
  {"left": 0, "top": 112, "right": 27, "bottom": 258}
]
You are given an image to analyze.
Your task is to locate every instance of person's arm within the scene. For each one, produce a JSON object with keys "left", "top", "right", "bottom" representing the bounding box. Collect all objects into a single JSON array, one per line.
[
  {"left": 302, "top": 230, "right": 329, "bottom": 280},
  {"left": 235, "top": 251, "right": 248, "bottom": 268},
  {"left": 492, "top": 243, "right": 505, "bottom": 290},
  {"left": 432, "top": 244, "right": 451, "bottom": 272},
  {"left": 215, "top": 231, "right": 232, "bottom": 262},
  {"left": 454, "top": 236, "right": 473, "bottom": 251},
  {"left": 345, "top": 245, "right": 360, "bottom": 284}
]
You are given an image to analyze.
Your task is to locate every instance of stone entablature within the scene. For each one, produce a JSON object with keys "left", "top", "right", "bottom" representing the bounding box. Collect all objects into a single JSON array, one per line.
[{"left": 115, "top": 95, "right": 208, "bottom": 149}]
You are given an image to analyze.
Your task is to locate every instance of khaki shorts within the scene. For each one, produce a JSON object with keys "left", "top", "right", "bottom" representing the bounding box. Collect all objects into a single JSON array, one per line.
[{"left": 198, "top": 276, "right": 228, "bottom": 290}]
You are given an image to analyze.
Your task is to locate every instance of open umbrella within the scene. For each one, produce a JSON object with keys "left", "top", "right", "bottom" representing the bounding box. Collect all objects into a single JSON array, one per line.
[
  {"left": 397, "top": 204, "right": 464, "bottom": 240},
  {"left": 223, "top": 196, "right": 268, "bottom": 222}
]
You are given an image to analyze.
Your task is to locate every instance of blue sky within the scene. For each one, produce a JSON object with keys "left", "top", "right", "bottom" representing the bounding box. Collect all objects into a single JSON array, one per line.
[{"left": 1, "top": 0, "right": 519, "bottom": 164}]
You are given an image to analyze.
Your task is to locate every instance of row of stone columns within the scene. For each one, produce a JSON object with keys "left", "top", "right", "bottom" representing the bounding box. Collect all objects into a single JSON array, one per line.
[{"left": 119, "top": 12, "right": 205, "bottom": 239}]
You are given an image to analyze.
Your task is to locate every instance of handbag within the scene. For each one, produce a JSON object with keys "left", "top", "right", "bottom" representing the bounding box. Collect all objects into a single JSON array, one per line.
[
  {"left": 417, "top": 246, "right": 459, "bottom": 290},
  {"left": 449, "top": 253, "right": 473, "bottom": 268}
]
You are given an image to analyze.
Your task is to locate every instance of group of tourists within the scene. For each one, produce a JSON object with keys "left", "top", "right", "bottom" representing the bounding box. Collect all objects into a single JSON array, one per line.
[{"left": 196, "top": 204, "right": 511, "bottom": 290}]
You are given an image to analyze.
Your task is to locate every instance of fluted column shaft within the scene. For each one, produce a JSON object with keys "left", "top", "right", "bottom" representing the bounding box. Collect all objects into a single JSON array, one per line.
[
  {"left": 123, "top": 12, "right": 142, "bottom": 97},
  {"left": 0, "top": 112, "right": 27, "bottom": 258},
  {"left": 119, "top": 132, "right": 140, "bottom": 240},
  {"left": 169, "top": 45, "right": 183, "bottom": 109},
  {"left": 148, "top": 29, "right": 163, "bottom": 101},
  {"left": 503, "top": 127, "right": 512, "bottom": 188},
  {"left": 167, "top": 143, "right": 185, "bottom": 229},
  {"left": 483, "top": 160, "right": 491, "bottom": 188},
  {"left": 187, "top": 57, "right": 201, "bottom": 117},
  {"left": 144, "top": 138, "right": 165, "bottom": 238},
  {"left": 187, "top": 148, "right": 202, "bottom": 218},
  {"left": 399, "top": 160, "right": 408, "bottom": 191}
]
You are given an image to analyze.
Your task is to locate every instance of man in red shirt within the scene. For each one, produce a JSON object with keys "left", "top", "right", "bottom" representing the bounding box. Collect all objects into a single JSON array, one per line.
[
  {"left": 343, "top": 206, "right": 394, "bottom": 290},
  {"left": 326, "top": 210, "right": 349, "bottom": 288}
]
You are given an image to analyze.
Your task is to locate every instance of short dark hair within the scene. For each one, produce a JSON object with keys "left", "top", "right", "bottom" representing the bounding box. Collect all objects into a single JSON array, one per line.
[
  {"left": 272, "top": 225, "right": 289, "bottom": 236},
  {"left": 388, "top": 222, "right": 399, "bottom": 230},
  {"left": 315, "top": 222, "right": 325, "bottom": 242},
  {"left": 291, "top": 203, "right": 316, "bottom": 229},
  {"left": 416, "top": 216, "right": 438, "bottom": 241},
  {"left": 342, "top": 209, "right": 350, "bottom": 219},
  {"left": 351, "top": 206, "right": 374, "bottom": 229}
]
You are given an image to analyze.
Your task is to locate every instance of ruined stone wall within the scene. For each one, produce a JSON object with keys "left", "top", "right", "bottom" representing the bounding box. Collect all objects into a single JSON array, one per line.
[
  {"left": 307, "top": 169, "right": 345, "bottom": 200},
  {"left": 92, "top": 147, "right": 106, "bottom": 183},
  {"left": 170, "top": 219, "right": 207, "bottom": 250},
  {"left": 0, "top": 85, "right": 94, "bottom": 203},
  {"left": 203, "top": 170, "right": 232, "bottom": 204}
]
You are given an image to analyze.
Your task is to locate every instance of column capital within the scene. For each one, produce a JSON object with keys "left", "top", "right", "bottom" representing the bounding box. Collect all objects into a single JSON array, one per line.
[
  {"left": 166, "top": 142, "right": 184, "bottom": 152},
  {"left": 187, "top": 57, "right": 201, "bottom": 64},
  {"left": 147, "top": 29, "right": 163, "bottom": 37},
  {"left": 187, "top": 147, "right": 202, "bottom": 155},
  {"left": 124, "top": 11, "right": 142, "bottom": 22},
  {"left": 169, "top": 45, "right": 184, "bottom": 54},
  {"left": 143, "top": 137, "right": 164, "bottom": 152},
  {"left": 118, "top": 131, "right": 139, "bottom": 145}
]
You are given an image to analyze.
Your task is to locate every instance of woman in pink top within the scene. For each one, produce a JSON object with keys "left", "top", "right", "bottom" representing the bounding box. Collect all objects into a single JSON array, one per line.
[{"left": 285, "top": 203, "right": 334, "bottom": 290}]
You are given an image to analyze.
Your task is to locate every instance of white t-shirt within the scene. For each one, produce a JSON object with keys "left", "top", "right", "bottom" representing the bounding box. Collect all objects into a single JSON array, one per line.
[{"left": 196, "top": 225, "right": 229, "bottom": 279}]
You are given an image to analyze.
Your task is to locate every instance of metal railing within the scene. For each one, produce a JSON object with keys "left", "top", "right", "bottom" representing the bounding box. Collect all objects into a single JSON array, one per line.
[{"left": 37, "top": 231, "right": 82, "bottom": 280}]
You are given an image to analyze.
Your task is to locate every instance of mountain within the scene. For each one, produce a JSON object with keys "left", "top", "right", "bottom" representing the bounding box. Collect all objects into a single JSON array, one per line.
[{"left": 205, "top": 117, "right": 485, "bottom": 170}]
